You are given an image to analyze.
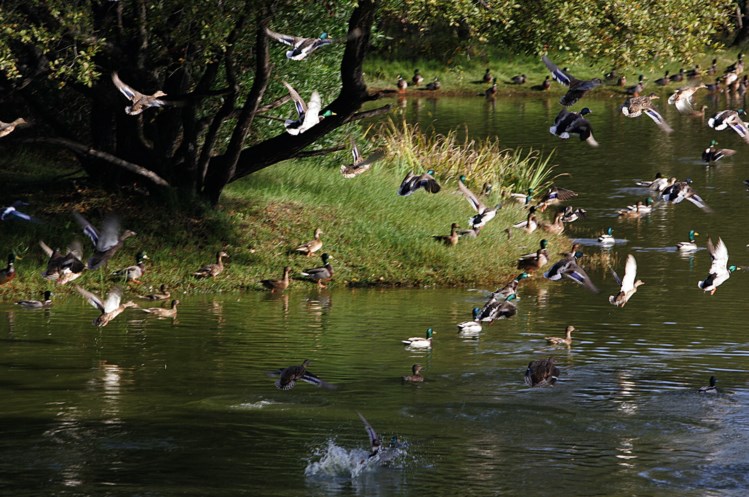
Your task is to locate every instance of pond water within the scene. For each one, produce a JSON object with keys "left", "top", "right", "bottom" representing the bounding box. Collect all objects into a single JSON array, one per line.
[{"left": 3, "top": 90, "right": 749, "bottom": 496}]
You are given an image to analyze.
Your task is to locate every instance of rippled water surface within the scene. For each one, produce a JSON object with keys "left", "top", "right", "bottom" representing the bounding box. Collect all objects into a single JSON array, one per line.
[{"left": 3, "top": 91, "right": 749, "bottom": 496}]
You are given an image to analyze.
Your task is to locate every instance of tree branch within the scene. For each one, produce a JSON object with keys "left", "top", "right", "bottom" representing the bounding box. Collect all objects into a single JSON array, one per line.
[{"left": 346, "top": 104, "right": 392, "bottom": 122}]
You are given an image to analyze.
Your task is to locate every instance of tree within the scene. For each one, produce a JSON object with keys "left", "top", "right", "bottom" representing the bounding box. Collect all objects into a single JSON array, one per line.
[{"left": 0, "top": 0, "right": 382, "bottom": 205}]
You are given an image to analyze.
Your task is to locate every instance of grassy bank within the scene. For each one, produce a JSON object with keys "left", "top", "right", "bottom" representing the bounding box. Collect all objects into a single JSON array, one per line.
[{"left": 0, "top": 123, "right": 568, "bottom": 301}]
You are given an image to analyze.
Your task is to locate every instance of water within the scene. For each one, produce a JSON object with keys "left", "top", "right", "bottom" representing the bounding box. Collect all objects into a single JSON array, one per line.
[{"left": 3, "top": 92, "right": 749, "bottom": 495}]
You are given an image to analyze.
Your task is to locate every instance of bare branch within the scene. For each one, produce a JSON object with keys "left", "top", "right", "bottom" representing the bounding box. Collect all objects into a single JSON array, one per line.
[{"left": 258, "top": 95, "right": 291, "bottom": 113}]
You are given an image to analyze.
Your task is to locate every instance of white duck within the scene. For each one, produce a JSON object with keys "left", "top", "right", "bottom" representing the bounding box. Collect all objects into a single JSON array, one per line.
[{"left": 609, "top": 254, "right": 644, "bottom": 307}]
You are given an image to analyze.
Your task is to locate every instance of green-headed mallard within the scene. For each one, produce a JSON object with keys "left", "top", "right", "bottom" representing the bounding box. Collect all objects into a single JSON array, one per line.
[
  {"left": 0, "top": 118, "right": 28, "bottom": 138},
  {"left": 661, "top": 179, "right": 711, "bottom": 211},
  {"left": 677, "top": 230, "right": 699, "bottom": 252},
  {"left": 1, "top": 200, "right": 34, "bottom": 221},
  {"left": 16, "top": 290, "right": 53, "bottom": 309},
  {"left": 282, "top": 81, "right": 333, "bottom": 135},
  {"left": 0, "top": 253, "right": 17, "bottom": 285},
  {"left": 708, "top": 110, "right": 749, "bottom": 143},
  {"left": 699, "top": 375, "right": 718, "bottom": 394},
  {"left": 510, "top": 187, "right": 534, "bottom": 206},
  {"left": 698, "top": 237, "right": 737, "bottom": 295},
  {"left": 111, "top": 72, "right": 167, "bottom": 116},
  {"left": 141, "top": 299, "right": 179, "bottom": 318},
  {"left": 433, "top": 223, "right": 460, "bottom": 246},
  {"left": 301, "top": 253, "right": 333, "bottom": 288},
  {"left": 668, "top": 84, "right": 706, "bottom": 114},
  {"left": 73, "top": 212, "right": 136, "bottom": 270},
  {"left": 457, "top": 307, "right": 482, "bottom": 334},
  {"left": 524, "top": 356, "right": 560, "bottom": 387},
  {"left": 402, "top": 327, "right": 434, "bottom": 348},
  {"left": 140, "top": 284, "right": 171, "bottom": 301},
  {"left": 261, "top": 266, "right": 292, "bottom": 293},
  {"left": 544, "top": 251, "right": 599, "bottom": 293},
  {"left": 295, "top": 228, "right": 323, "bottom": 257},
  {"left": 194, "top": 251, "right": 229, "bottom": 279},
  {"left": 492, "top": 272, "right": 529, "bottom": 300},
  {"left": 265, "top": 28, "right": 334, "bottom": 60},
  {"left": 609, "top": 254, "right": 644, "bottom": 307},
  {"left": 510, "top": 74, "right": 526, "bottom": 85},
  {"left": 403, "top": 364, "right": 425, "bottom": 383},
  {"left": 269, "top": 359, "right": 336, "bottom": 390},
  {"left": 39, "top": 240, "right": 85, "bottom": 285},
  {"left": 702, "top": 140, "right": 736, "bottom": 164},
  {"left": 621, "top": 93, "right": 673, "bottom": 133},
  {"left": 617, "top": 198, "right": 653, "bottom": 218},
  {"left": 542, "top": 56, "right": 602, "bottom": 106},
  {"left": 458, "top": 175, "right": 501, "bottom": 228},
  {"left": 545, "top": 325, "right": 575, "bottom": 346},
  {"left": 340, "top": 136, "right": 384, "bottom": 178},
  {"left": 112, "top": 251, "right": 148, "bottom": 284},
  {"left": 397, "top": 170, "right": 441, "bottom": 196},
  {"left": 517, "top": 239, "right": 548, "bottom": 272},
  {"left": 75, "top": 285, "right": 137, "bottom": 327},
  {"left": 478, "top": 294, "right": 517, "bottom": 323},
  {"left": 654, "top": 70, "right": 671, "bottom": 86},
  {"left": 549, "top": 107, "right": 598, "bottom": 147},
  {"left": 412, "top": 69, "right": 424, "bottom": 86},
  {"left": 635, "top": 172, "right": 670, "bottom": 193},
  {"left": 598, "top": 227, "right": 615, "bottom": 245},
  {"left": 725, "top": 52, "right": 744, "bottom": 73}
]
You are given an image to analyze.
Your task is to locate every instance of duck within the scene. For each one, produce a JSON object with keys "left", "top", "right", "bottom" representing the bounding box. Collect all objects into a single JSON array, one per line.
[
  {"left": 301, "top": 252, "right": 334, "bottom": 288},
  {"left": 269, "top": 359, "right": 335, "bottom": 390},
  {"left": 261, "top": 266, "right": 292, "bottom": 293},
  {"left": 524, "top": 357, "right": 560, "bottom": 387},
  {"left": 625, "top": 74, "right": 645, "bottom": 96},
  {"left": 661, "top": 178, "right": 711, "bottom": 211},
  {"left": 0, "top": 117, "right": 28, "bottom": 138},
  {"left": 669, "top": 68, "right": 686, "bottom": 83},
  {"left": 510, "top": 74, "right": 526, "bottom": 85},
  {"left": 402, "top": 327, "right": 434, "bottom": 348},
  {"left": 403, "top": 364, "right": 425, "bottom": 383},
  {"left": 456, "top": 307, "right": 482, "bottom": 334},
  {"left": 484, "top": 78, "right": 498, "bottom": 97},
  {"left": 0, "top": 253, "right": 17, "bottom": 285},
  {"left": 707, "top": 58, "right": 718, "bottom": 75},
  {"left": 698, "top": 237, "right": 737, "bottom": 295},
  {"left": 603, "top": 68, "right": 619, "bottom": 84},
  {"left": 433, "top": 223, "right": 460, "bottom": 246},
  {"left": 425, "top": 77, "right": 441, "bottom": 90},
  {"left": 75, "top": 285, "right": 137, "bottom": 327},
  {"left": 544, "top": 251, "right": 599, "bottom": 293},
  {"left": 112, "top": 251, "right": 149, "bottom": 284},
  {"left": 708, "top": 110, "right": 749, "bottom": 143},
  {"left": 411, "top": 68, "right": 424, "bottom": 86},
  {"left": 1, "top": 200, "right": 34, "bottom": 221},
  {"left": 616, "top": 74, "right": 627, "bottom": 87},
  {"left": 457, "top": 176, "right": 501, "bottom": 228},
  {"left": 702, "top": 140, "right": 736, "bottom": 164},
  {"left": 617, "top": 198, "right": 654, "bottom": 218},
  {"left": 512, "top": 206, "right": 538, "bottom": 233},
  {"left": 294, "top": 228, "right": 323, "bottom": 257},
  {"left": 536, "top": 186, "right": 578, "bottom": 211},
  {"left": 397, "top": 75, "right": 408, "bottom": 92},
  {"left": 621, "top": 93, "right": 673, "bottom": 133},
  {"left": 542, "top": 56, "right": 602, "bottom": 106},
  {"left": 549, "top": 107, "right": 598, "bottom": 147},
  {"left": 340, "top": 137, "right": 384, "bottom": 178},
  {"left": 668, "top": 84, "right": 706, "bottom": 114},
  {"left": 397, "top": 170, "right": 441, "bottom": 196},
  {"left": 477, "top": 294, "right": 517, "bottom": 322},
  {"left": 635, "top": 172, "right": 670, "bottom": 193},
  {"left": 265, "top": 28, "right": 334, "bottom": 60},
  {"left": 482, "top": 68, "right": 492, "bottom": 83},
  {"left": 677, "top": 230, "right": 699, "bottom": 252},
  {"left": 357, "top": 411, "right": 400, "bottom": 461},
  {"left": 194, "top": 251, "right": 229, "bottom": 278},
  {"left": 111, "top": 72, "right": 167, "bottom": 115},
  {"left": 725, "top": 52, "right": 744, "bottom": 74},
  {"left": 282, "top": 81, "right": 333, "bottom": 135},
  {"left": 686, "top": 65, "right": 701, "bottom": 79},
  {"left": 540, "top": 75, "right": 551, "bottom": 91},
  {"left": 490, "top": 273, "right": 530, "bottom": 302},
  {"left": 510, "top": 187, "right": 534, "bottom": 206},
  {"left": 16, "top": 290, "right": 53, "bottom": 309},
  {"left": 654, "top": 70, "right": 671, "bottom": 86},
  {"left": 517, "top": 239, "right": 549, "bottom": 272},
  {"left": 540, "top": 211, "right": 565, "bottom": 234},
  {"left": 545, "top": 325, "right": 575, "bottom": 346},
  {"left": 609, "top": 254, "right": 644, "bottom": 307},
  {"left": 140, "top": 284, "right": 171, "bottom": 301},
  {"left": 39, "top": 240, "right": 85, "bottom": 284},
  {"left": 598, "top": 227, "right": 615, "bottom": 245},
  {"left": 73, "top": 212, "right": 136, "bottom": 270},
  {"left": 698, "top": 376, "right": 718, "bottom": 394},
  {"left": 141, "top": 299, "right": 180, "bottom": 318},
  {"left": 560, "top": 206, "right": 587, "bottom": 223}
]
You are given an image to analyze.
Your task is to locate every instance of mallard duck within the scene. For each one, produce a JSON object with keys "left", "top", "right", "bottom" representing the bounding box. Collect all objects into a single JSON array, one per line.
[
  {"left": 609, "top": 254, "right": 644, "bottom": 307},
  {"left": 433, "top": 223, "right": 460, "bottom": 246},
  {"left": 39, "top": 240, "right": 85, "bottom": 284},
  {"left": 402, "top": 327, "right": 434, "bottom": 348},
  {"left": 517, "top": 239, "right": 548, "bottom": 272},
  {"left": 549, "top": 107, "right": 598, "bottom": 147},
  {"left": 617, "top": 198, "right": 653, "bottom": 218},
  {"left": 301, "top": 253, "right": 333, "bottom": 288},
  {"left": 524, "top": 357, "right": 560, "bottom": 387},
  {"left": 492, "top": 272, "right": 530, "bottom": 299},
  {"left": 478, "top": 294, "right": 517, "bottom": 322},
  {"left": 724, "top": 70, "right": 740, "bottom": 89},
  {"left": 141, "top": 299, "right": 179, "bottom": 318},
  {"left": 698, "top": 376, "right": 718, "bottom": 394},
  {"left": 0, "top": 117, "right": 28, "bottom": 138},
  {"left": 265, "top": 28, "right": 334, "bottom": 60},
  {"left": 621, "top": 94, "right": 673, "bottom": 133},
  {"left": 512, "top": 207, "right": 538, "bottom": 233},
  {"left": 73, "top": 212, "right": 136, "bottom": 270},
  {"left": 707, "top": 58, "right": 718, "bottom": 75},
  {"left": 396, "top": 75, "right": 408, "bottom": 91},
  {"left": 457, "top": 225, "right": 482, "bottom": 238},
  {"left": 654, "top": 70, "right": 671, "bottom": 86},
  {"left": 456, "top": 307, "right": 482, "bottom": 334},
  {"left": 669, "top": 68, "right": 685, "bottom": 83},
  {"left": 546, "top": 325, "right": 575, "bottom": 346},
  {"left": 484, "top": 78, "right": 498, "bottom": 97},
  {"left": 698, "top": 237, "right": 737, "bottom": 295},
  {"left": 111, "top": 72, "right": 167, "bottom": 115},
  {"left": 112, "top": 251, "right": 148, "bottom": 284},
  {"left": 0, "top": 253, "right": 17, "bottom": 285},
  {"left": 295, "top": 228, "right": 323, "bottom": 257},
  {"left": 668, "top": 84, "right": 706, "bottom": 114},
  {"left": 616, "top": 75, "right": 627, "bottom": 87},
  {"left": 536, "top": 186, "right": 578, "bottom": 211},
  {"left": 542, "top": 56, "right": 602, "bottom": 106},
  {"left": 16, "top": 291, "right": 53, "bottom": 309},
  {"left": 540, "top": 75, "right": 551, "bottom": 91},
  {"left": 403, "top": 364, "right": 425, "bottom": 383},
  {"left": 603, "top": 68, "right": 619, "bottom": 84},
  {"left": 510, "top": 74, "right": 526, "bottom": 85},
  {"left": 1, "top": 200, "right": 34, "bottom": 221},
  {"left": 635, "top": 172, "right": 670, "bottom": 193},
  {"left": 269, "top": 359, "right": 335, "bottom": 390},
  {"left": 725, "top": 52, "right": 744, "bottom": 74},
  {"left": 412, "top": 69, "right": 424, "bottom": 86},
  {"left": 544, "top": 251, "right": 599, "bottom": 293},
  {"left": 397, "top": 170, "right": 441, "bottom": 196},
  {"left": 425, "top": 77, "right": 441, "bottom": 90},
  {"left": 340, "top": 137, "right": 384, "bottom": 178},
  {"left": 625, "top": 74, "right": 645, "bottom": 96},
  {"left": 677, "top": 230, "right": 700, "bottom": 252},
  {"left": 708, "top": 110, "right": 749, "bottom": 143},
  {"left": 75, "top": 285, "right": 137, "bottom": 327},
  {"left": 561, "top": 206, "right": 587, "bottom": 223},
  {"left": 686, "top": 65, "right": 701, "bottom": 79},
  {"left": 357, "top": 411, "right": 389, "bottom": 459},
  {"left": 458, "top": 176, "right": 501, "bottom": 228},
  {"left": 282, "top": 81, "right": 333, "bottom": 135},
  {"left": 598, "top": 227, "right": 615, "bottom": 245},
  {"left": 482, "top": 68, "right": 492, "bottom": 83},
  {"left": 540, "top": 211, "right": 565, "bottom": 234},
  {"left": 702, "top": 140, "right": 735, "bottom": 164},
  {"left": 261, "top": 266, "right": 292, "bottom": 293},
  {"left": 194, "top": 251, "right": 229, "bottom": 278},
  {"left": 510, "top": 188, "right": 534, "bottom": 206},
  {"left": 661, "top": 178, "right": 711, "bottom": 211},
  {"left": 140, "top": 284, "right": 171, "bottom": 301}
]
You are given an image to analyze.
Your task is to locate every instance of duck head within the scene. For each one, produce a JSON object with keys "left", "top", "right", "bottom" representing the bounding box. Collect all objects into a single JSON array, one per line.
[
  {"left": 320, "top": 253, "right": 331, "bottom": 264},
  {"left": 516, "top": 272, "right": 530, "bottom": 281},
  {"left": 729, "top": 265, "right": 739, "bottom": 273},
  {"left": 471, "top": 307, "right": 481, "bottom": 320},
  {"left": 688, "top": 230, "right": 699, "bottom": 241},
  {"left": 505, "top": 293, "right": 517, "bottom": 302},
  {"left": 540, "top": 239, "right": 548, "bottom": 249},
  {"left": 427, "top": 169, "right": 436, "bottom": 176},
  {"left": 606, "top": 227, "right": 613, "bottom": 236},
  {"left": 425, "top": 327, "right": 434, "bottom": 339},
  {"left": 319, "top": 33, "right": 329, "bottom": 40},
  {"left": 645, "top": 197, "right": 654, "bottom": 206},
  {"left": 580, "top": 107, "right": 592, "bottom": 116}
]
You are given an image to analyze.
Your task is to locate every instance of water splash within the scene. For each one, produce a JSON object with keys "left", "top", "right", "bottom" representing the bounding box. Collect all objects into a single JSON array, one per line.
[{"left": 304, "top": 439, "right": 407, "bottom": 479}]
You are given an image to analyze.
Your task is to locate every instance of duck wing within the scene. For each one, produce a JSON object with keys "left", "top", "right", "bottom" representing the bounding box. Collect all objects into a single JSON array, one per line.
[
  {"left": 265, "top": 28, "right": 303, "bottom": 47},
  {"left": 457, "top": 179, "right": 486, "bottom": 213},
  {"left": 542, "top": 56, "right": 572, "bottom": 86},
  {"left": 708, "top": 237, "right": 729, "bottom": 275},
  {"left": 620, "top": 255, "right": 637, "bottom": 292},
  {"left": 300, "top": 370, "right": 336, "bottom": 389},
  {"left": 357, "top": 411, "right": 381, "bottom": 455},
  {"left": 102, "top": 286, "right": 124, "bottom": 313},
  {"left": 111, "top": 72, "right": 140, "bottom": 101},
  {"left": 73, "top": 212, "right": 100, "bottom": 247},
  {"left": 643, "top": 108, "right": 673, "bottom": 133},
  {"left": 75, "top": 285, "right": 105, "bottom": 312},
  {"left": 563, "top": 262, "right": 599, "bottom": 293},
  {"left": 281, "top": 81, "right": 307, "bottom": 119}
]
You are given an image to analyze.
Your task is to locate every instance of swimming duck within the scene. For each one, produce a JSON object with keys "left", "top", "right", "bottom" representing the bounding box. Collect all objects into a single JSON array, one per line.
[
  {"left": 617, "top": 198, "right": 654, "bottom": 218},
  {"left": 478, "top": 294, "right": 517, "bottom": 322},
  {"left": 282, "top": 81, "right": 332, "bottom": 135},
  {"left": 677, "top": 230, "right": 699, "bottom": 252},
  {"left": 261, "top": 266, "right": 292, "bottom": 293},
  {"left": 340, "top": 137, "right": 384, "bottom": 178},
  {"left": 0, "top": 253, "right": 17, "bottom": 285},
  {"left": 484, "top": 78, "right": 498, "bottom": 97},
  {"left": 510, "top": 74, "right": 526, "bottom": 85},
  {"left": 194, "top": 251, "right": 229, "bottom": 278},
  {"left": 140, "top": 284, "right": 171, "bottom": 301},
  {"left": 396, "top": 75, "right": 407, "bottom": 92},
  {"left": 661, "top": 179, "right": 711, "bottom": 211},
  {"left": 545, "top": 325, "right": 575, "bottom": 346},
  {"left": 16, "top": 290, "right": 53, "bottom": 309},
  {"left": 560, "top": 206, "right": 587, "bottom": 223},
  {"left": 403, "top": 364, "right": 425, "bottom": 383},
  {"left": 412, "top": 69, "right": 424, "bottom": 86},
  {"left": 544, "top": 251, "right": 598, "bottom": 292},
  {"left": 536, "top": 186, "right": 578, "bottom": 211},
  {"left": 698, "top": 237, "right": 737, "bottom": 295},
  {"left": 0, "top": 117, "right": 28, "bottom": 138},
  {"left": 702, "top": 140, "right": 736, "bottom": 164},
  {"left": 402, "top": 328, "right": 434, "bottom": 348},
  {"left": 39, "top": 240, "right": 85, "bottom": 284},
  {"left": 708, "top": 110, "right": 749, "bottom": 143},
  {"left": 698, "top": 376, "right": 718, "bottom": 394},
  {"left": 433, "top": 223, "right": 460, "bottom": 246},
  {"left": 265, "top": 28, "right": 334, "bottom": 60},
  {"left": 609, "top": 254, "right": 644, "bottom": 307},
  {"left": 654, "top": 70, "right": 671, "bottom": 86},
  {"left": 141, "top": 299, "right": 179, "bottom": 318},
  {"left": 301, "top": 253, "right": 334, "bottom": 288},
  {"left": 524, "top": 357, "right": 560, "bottom": 387},
  {"left": 457, "top": 307, "right": 482, "bottom": 334},
  {"left": 517, "top": 239, "right": 549, "bottom": 272},
  {"left": 458, "top": 176, "right": 501, "bottom": 228},
  {"left": 1, "top": 200, "right": 34, "bottom": 222},
  {"left": 112, "top": 251, "right": 148, "bottom": 284},
  {"left": 75, "top": 285, "right": 137, "bottom": 327},
  {"left": 397, "top": 170, "right": 441, "bottom": 196},
  {"left": 295, "top": 228, "right": 323, "bottom": 257},
  {"left": 668, "top": 84, "right": 706, "bottom": 114},
  {"left": 111, "top": 72, "right": 167, "bottom": 115},
  {"left": 549, "top": 107, "right": 598, "bottom": 147},
  {"left": 598, "top": 227, "right": 615, "bottom": 245},
  {"left": 269, "top": 359, "right": 335, "bottom": 390},
  {"left": 425, "top": 77, "right": 441, "bottom": 90},
  {"left": 482, "top": 68, "right": 492, "bottom": 83},
  {"left": 73, "top": 212, "right": 136, "bottom": 270},
  {"left": 542, "top": 56, "right": 602, "bottom": 106},
  {"left": 621, "top": 93, "right": 673, "bottom": 133},
  {"left": 635, "top": 172, "right": 670, "bottom": 193}
]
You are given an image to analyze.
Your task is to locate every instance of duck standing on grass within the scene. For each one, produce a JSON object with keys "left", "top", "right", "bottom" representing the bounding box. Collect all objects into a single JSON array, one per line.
[
  {"left": 141, "top": 299, "right": 179, "bottom": 318},
  {"left": 112, "top": 251, "right": 149, "bottom": 284},
  {"left": 524, "top": 357, "right": 560, "bottom": 387},
  {"left": 698, "top": 237, "right": 737, "bottom": 295},
  {"left": 542, "top": 56, "right": 602, "bottom": 106},
  {"left": 261, "top": 266, "right": 292, "bottom": 293},
  {"left": 412, "top": 69, "right": 424, "bottom": 86},
  {"left": 517, "top": 239, "right": 548, "bottom": 272},
  {"left": 294, "top": 228, "right": 323, "bottom": 257},
  {"left": 702, "top": 140, "right": 736, "bottom": 164},
  {"left": 75, "top": 285, "right": 137, "bottom": 327},
  {"left": 397, "top": 170, "right": 441, "bottom": 196},
  {"left": 403, "top": 364, "right": 425, "bottom": 383},
  {"left": 397, "top": 75, "right": 407, "bottom": 92},
  {"left": 546, "top": 325, "right": 575, "bottom": 346},
  {"left": 426, "top": 78, "right": 441, "bottom": 90},
  {"left": 609, "top": 255, "right": 644, "bottom": 307},
  {"left": 74, "top": 212, "right": 136, "bottom": 270},
  {"left": 402, "top": 328, "right": 434, "bottom": 348},
  {"left": 265, "top": 28, "right": 334, "bottom": 60},
  {"left": 111, "top": 72, "right": 167, "bottom": 115},
  {"left": 268, "top": 359, "right": 336, "bottom": 390},
  {"left": 433, "top": 223, "right": 460, "bottom": 246},
  {"left": 16, "top": 291, "right": 53, "bottom": 309},
  {"left": 39, "top": 240, "right": 85, "bottom": 284},
  {"left": 0, "top": 253, "right": 17, "bottom": 285},
  {"left": 301, "top": 253, "right": 334, "bottom": 288},
  {"left": 194, "top": 251, "right": 229, "bottom": 279}
]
